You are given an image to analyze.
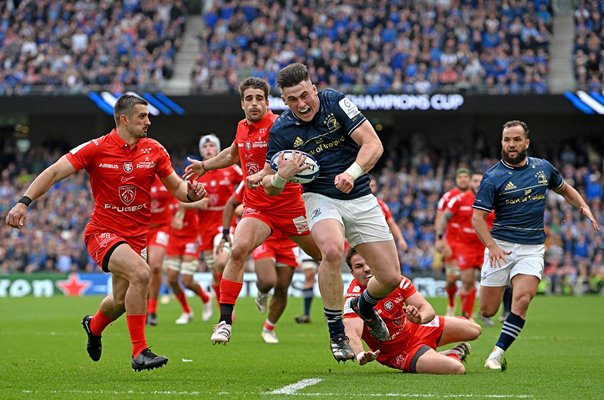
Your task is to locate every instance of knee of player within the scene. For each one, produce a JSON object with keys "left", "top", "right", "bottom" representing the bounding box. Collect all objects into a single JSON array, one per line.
[
  {"left": 229, "top": 245, "right": 250, "bottom": 265},
  {"left": 321, "top": 246, "right": 344, "bottom": 265},
  {"left": 469, "top": 321, "right": 482, "bottom": 339},
  {"left": 451, "top": 362, "right": 466, "bottom": 375},
  {"left": 513, "top": 292, "right": 532, "bottom": 312},
  {"left": 130, "top": 265, "right": 150, "bottom": 286}
]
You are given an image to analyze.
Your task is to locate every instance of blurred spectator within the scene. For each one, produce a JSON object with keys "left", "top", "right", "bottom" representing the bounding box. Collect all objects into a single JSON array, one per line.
[
  {"left": 192, "top": 0, "right": 552, "bottom": 94},
  {"left": 574, "top": 0, "right": 603, "bottom": 92},
  {"left": 0, "top": 0, "right": 187, "bottom": 95}
]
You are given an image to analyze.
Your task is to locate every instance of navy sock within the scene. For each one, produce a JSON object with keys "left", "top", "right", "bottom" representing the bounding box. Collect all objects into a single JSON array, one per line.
[
  {"left": 219, "top": 304, "right": 234, "bottom": 325},
  {"left": 496, "top": 312, "right": 525, "bottom": 351},
  {"left": 303, "top": 287, "right": 313, "bottom": 316},
  {"left": 324, "top": 308, "right": 344, "bottom": 337},
  {"left": 356, "top": 289, "right": 380, "bottom": 319}
]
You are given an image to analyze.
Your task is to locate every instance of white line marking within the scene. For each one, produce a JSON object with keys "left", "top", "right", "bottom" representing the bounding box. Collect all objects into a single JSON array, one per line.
[
  {"left": 268, "top": 394, "right": 532, "bottom": 398},
  {"left": 268, "top": 378, "right": 323, "bottom": 395}
]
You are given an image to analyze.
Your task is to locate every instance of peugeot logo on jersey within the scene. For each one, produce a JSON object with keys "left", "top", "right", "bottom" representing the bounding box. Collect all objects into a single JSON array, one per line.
[{"left": 123, "top": 162, "right": 133, "bottom": 173}]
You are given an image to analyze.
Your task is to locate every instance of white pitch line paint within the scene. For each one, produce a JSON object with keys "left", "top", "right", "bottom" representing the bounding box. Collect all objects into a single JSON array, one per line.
[
  {"left": 268, "top": 394, "right": 533, "bottom": 398},
  {"left": 268, "top": 378, "right": 323, "bottom": 395}
]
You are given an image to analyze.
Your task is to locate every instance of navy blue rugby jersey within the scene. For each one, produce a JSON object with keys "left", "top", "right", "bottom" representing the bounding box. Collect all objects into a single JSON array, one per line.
[
  {"left": 473, "top": 157, "right": 563, "bottom": 244},
  {"left": 267, "top": 89, "right": 371, "bottom": 200}
]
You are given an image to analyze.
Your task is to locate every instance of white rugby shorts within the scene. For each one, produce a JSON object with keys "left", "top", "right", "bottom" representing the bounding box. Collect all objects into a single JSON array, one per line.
[
  {"left": 302, "top": 192, "right": 393, "bottom": 248},
  {"left": 480, "top": 238, "right": 545, "bottom": 287}
]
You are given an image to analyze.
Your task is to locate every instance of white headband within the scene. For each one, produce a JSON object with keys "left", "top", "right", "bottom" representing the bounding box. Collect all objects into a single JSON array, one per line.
[{"left": 199, "top": 134, "right": 221, "bottom": 155}]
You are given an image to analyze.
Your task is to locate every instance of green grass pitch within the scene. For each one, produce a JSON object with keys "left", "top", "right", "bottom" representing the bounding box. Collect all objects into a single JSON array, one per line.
[{"left": 0, "top": 295, "right": 603, "bottom": 399}]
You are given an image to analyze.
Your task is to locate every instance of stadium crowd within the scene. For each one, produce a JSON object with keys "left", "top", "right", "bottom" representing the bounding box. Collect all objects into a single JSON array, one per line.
[
  {"left": 1, "top": 137, "right": 603, "bottom": 295},
  {"left": 0, "top": 0, "right": 187, "bottom": 95},
  {"left": 573, "top": 0, "right": 604, "bottom": 92},
  {"left": 192, "top": 0, "right": 553, "bottom": 94}
]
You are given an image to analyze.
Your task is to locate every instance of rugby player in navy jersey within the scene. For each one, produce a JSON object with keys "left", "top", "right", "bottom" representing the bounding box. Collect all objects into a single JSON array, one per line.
[
  {"left": 472, "top": 120, "right": 599, "bottom": 371},
  {"left": 258, "top": 63, "right": 403, "bottom": 361}
]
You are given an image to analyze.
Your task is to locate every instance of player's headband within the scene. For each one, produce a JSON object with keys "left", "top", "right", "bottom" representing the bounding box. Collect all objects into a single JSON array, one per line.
[
  {"left": 455, "top": 167, "right": 471, "bottom": 177},
  {"left": 199, "top": 134, "right": 221, "bottom": 153}
]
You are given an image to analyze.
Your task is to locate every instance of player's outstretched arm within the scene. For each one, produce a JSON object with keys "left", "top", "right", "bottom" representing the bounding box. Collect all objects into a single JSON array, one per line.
[
  {"left": 403, "top": 292, "right": 436, "bottom": 324},
  {"left": 554, "top": 182, "right": 600, "bottom": 231},
  {"left": 5, "top": 155, "right": 76, "bottom": 229},
  {"left": 344, "top": 317, "right": 379, "bottom": 365}
]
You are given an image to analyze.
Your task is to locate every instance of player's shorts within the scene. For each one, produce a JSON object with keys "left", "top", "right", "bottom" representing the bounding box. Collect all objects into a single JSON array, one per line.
[
  {"left": 455, "top": 248, "right": 485, "bottom": 271},
  {"left": 381, "top": 316, "right": 445, "bottom": 373},
  {"left": 85, "top": 230, "right": 146, "bottom": 273},
  {"left": 252, "top": 234, "right": 298, "bottom": 268},
  {"left": 241, "top": 206, "right": 309, "bottom": 236},
  {"left": 147, "top": 226, "right": 170, "bottom": 248},
  {"left": 297, "top": 247, "right": 317, "bottom": 271},
  {"left": 303, "top": 192, "right": 392, "bottom": 248},
  {"left": 480, "top": 238, "right": 545, "bottom": 287},
  {"left": 166, "top": 235, "right": 200, "bottom": 258}
]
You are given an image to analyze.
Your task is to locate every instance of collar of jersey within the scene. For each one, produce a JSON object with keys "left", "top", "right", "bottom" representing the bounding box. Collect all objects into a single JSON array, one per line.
[
  {"left": 501, "top": 157, "right": 530, "bottom": 170},
  {"left": 244, "top": 111, "right": 273, "bottom": 129},
  {"left": 109, "top": 129, "right": 133, "bottom": 149}
]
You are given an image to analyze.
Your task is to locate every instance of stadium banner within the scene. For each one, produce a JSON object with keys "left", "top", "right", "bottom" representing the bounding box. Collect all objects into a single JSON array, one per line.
[
  {"left": 0, "top": 272, "right": 447, "bottom": 299},
  {"left": 0, "top": 93, "right": 587, "bottom": 116}
]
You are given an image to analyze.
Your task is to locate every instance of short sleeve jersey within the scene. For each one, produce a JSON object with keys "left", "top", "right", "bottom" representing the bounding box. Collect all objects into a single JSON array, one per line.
[
  {"left": 197, "top": 165, "right": 242, "bottom": 211},
  {"left": 344, "top": 276, "right": 417, "bottom": 350},
  {"left": 267, "top": 89, "right": 370, "bottom": 200},
  {"left": 437, "top": 188, "right": 463, "bottom": 242},
  {"left": 235, "top": 111, "right": 303, "bottom": 209},
  {"left": 473, "top": 157, "right": 563, "bottom": 244},
  {"left": 446, "top": 190, "right": 494, "bottom": 250},
  {"left": 66, "top": 129, "right": 173, "bottom": 238},
  {"left": 150, "top": 176, "right": 177, "bottom": 228}
]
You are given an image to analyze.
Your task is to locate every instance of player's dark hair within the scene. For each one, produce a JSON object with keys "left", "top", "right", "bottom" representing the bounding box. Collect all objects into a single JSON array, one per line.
[
  {"left": 114, "top": 94, "right": 148, "bottom": 126},
  {"left": 503, "top": 120, "right": 529, "bottom": 138},
  {"left": 239, "top": 77, "right": 270, "bottom": 100},
  {"left": 345, "top": 247, "right": 359, "bottom": 270},
  {"left": 276, "top": 63, "right": 309, "bottom": 89}
]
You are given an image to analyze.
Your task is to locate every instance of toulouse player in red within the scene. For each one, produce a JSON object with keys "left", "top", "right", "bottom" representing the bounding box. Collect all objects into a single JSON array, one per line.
[
  {"left": 435, "top": 168, "right": 470, "bottom": 316},
  {"left": 437, "top": 172, "right": 495, "bottom": 323},
  {"left": 5, "top": 95, "right": 206, "bottom": 371},
  {"left": 185, "top": 77, "right": 321, "bottom": 349},
  {"left": 343, "top": 249, "right": 481, "bottom": 374},
  {"left": 146, "top": 176, "right": 178, "bottom": 326},
  {"left": 195, "top": 134, "right": 242, "bottom": 303},
  {"left": 164, "top": 203, "right": 212, "bottom": 324}
]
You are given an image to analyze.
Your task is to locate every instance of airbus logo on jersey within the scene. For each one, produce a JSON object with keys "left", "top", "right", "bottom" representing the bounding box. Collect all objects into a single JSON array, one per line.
[
  {"left": 99, "top": 163, "right": 119, "bottom": 169},
  {"left": 123, "top": 162, "right": 133, "bottom": 173}
]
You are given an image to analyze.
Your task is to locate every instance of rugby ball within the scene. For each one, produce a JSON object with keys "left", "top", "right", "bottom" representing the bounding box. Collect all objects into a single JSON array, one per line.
[{"left": 269, "top": 150, "right": 320, "bottom": 184}]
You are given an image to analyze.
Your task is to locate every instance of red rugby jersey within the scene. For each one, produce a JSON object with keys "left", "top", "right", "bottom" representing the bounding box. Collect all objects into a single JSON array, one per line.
[
  {"left": 235, "top": 111, "right": 303, "bottom": 210},
  {"left": 437, "top": 188, "right": 462, "bottom": 242},
  {"left": 66, "top": 129, "right": 173, "bottom": 238},
  {"left": 150, "top": 175, "right": 177, "bottom": 229},
  {"left": 446, "top": 190, "right": 495, "bottom": 250}
]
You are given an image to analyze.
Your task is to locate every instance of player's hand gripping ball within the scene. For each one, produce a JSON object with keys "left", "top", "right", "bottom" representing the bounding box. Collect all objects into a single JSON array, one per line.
[{"left": 269, "top": 150, "right": 320, "bottom": 184}]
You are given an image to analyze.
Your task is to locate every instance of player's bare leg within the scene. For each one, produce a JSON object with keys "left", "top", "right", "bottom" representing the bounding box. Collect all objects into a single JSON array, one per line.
[
  {"left": 352, "top": 240, "right": 400, "bottom": 342},
  {"left": 180, "top": 259, "right": 212, "bottom": 321},
  {"left": 146, "top": 244, "right": 165, "bottom": 326},
  {"left": 165, "top": 260, "right": 193, "bottom": 324},
  {"left": 303, "top": 219, "right": 354, "bottom": 361},
  {"left": 105, "top": 244, "right": 167, "bottom": 370},
  {"left": 262, "top": 266, "right": 295, "bottom": 344},
  {"left": 445, "top": 266, "right": 459, "bottom": 316},
  {"left": 212, "top": 218, "right": 271, "bottom": 344},
  {"left": 415, "top": 348, "right": 467, "bottom": 374},
  {"left": 255, "top": 258, "right": 277, "bottom": 313}
]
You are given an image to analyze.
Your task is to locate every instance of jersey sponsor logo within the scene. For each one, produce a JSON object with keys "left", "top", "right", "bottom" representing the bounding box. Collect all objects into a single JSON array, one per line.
[
  {"left": 245, "top": 141, "right": 251, "bottom": 151},
  {"left": 104, "top": 203, "right": 147, "bottom": 212},
  {"left": 121, "top": 176, "right": 135, "bottom": 183},
  {"left": 535, "top": 171, "right": 548, "bottom": 185},
  {"left": 136, "top": 161, "right": 156, "bottom": 169},
  {"left": 384, "top": 300, "right": 394, "bottom": 311},
  {"left": 504, "top": 181, "right": 517, "bottom": 191},
  {"left": 95, "top": 232, "right": 117, "bottom": 248},
  {"left": 293, "top": 136, "right": 304, "bottom": 148},
  {"left": 99, "top": 163, "right": 119, "bottom": 169},
  {"left": 307, "top": 135, "right": 346, "bottom": 157},
  {"left": 293, "top": 215, "right": 309, "bottom": 234},
  {"left": 311, "top": 208, "right": 322, "bottom": 220},
  {"left": 119, "top": 185, "right": 136, "bottom": 205},
  {"left": 123, "top": 162, "right": 133, "bottom": 173},
  {"left": 338, "top": 97, "right": 361, "bottom": 119},
  {"left": 252, "top": 141, "right": 267, "bottom": 148}
]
